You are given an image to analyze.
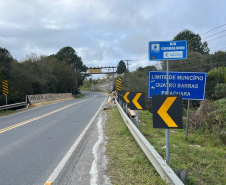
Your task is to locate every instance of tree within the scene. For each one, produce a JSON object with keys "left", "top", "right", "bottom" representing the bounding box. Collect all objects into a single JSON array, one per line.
[
  {"left": 0, "top": 67, "right": 3, "bottom": 83},
  {"left": 208, "top": 67, "right": 226, "bottom": 84},
  {"left": 0, "top": 47, "right": 14, "bottom": 80},
  {"left": 55, "top": 46, "right": 86, "bottom": 70},
  {"left": 116, "top": 60, "right": 126, "bottom": 74},
  {"left": 173, "top": 29, "right": 209, "bottom": 54}
]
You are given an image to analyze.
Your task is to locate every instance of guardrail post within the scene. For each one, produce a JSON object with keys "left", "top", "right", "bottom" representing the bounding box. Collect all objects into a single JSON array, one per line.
[{"left": 137, "top": 110, "right": 139, "bottom": 130}]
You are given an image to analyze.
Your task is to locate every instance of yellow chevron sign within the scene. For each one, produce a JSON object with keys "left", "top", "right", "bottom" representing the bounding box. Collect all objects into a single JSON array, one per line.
[
  {"left": 116, "top": 78, "right": 122, "bottom": 91},
  {"left": 125, "top": 92, "right": 145, "bottom": 110},
  {"left": 116, "top": 82, "right": 121, "bottom": 86},
  {"left": 157, "top": 97, "right": 178, "bottom": 127},
  {"left": 132, "top": 93, "right": 143, "bottom": 109},
  {"left": 152, "top": 95, "right": 182, "bottom": 129},
  {"left": 2, "top": 80, "right": 8, "bottom": 95},
  {"left": 123, "top": 92, "right": 130, "bottom": 103}
]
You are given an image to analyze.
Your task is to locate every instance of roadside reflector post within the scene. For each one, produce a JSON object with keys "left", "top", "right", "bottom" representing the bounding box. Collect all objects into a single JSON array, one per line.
[
  {"left": 137, "top": 110, "right": 139, "bottom": 130},
  {"left": 186, "top": 100, "right": 190, "bottom": 140},
  {"left": 166, "top": 60, "right": 170, "bottom": 164}
]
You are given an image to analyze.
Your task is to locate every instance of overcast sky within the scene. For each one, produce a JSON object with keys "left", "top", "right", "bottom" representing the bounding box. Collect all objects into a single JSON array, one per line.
[{"left": 1, "top": 0, "right": 226, "bottom": 78}]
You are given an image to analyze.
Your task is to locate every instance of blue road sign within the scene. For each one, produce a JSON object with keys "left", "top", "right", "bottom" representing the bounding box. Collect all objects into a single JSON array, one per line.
[
  {"left": 149, "top": 41, "right": 187, "bottom": 61},
  {"left": 148, "top": 71, "right": 207, "bottom": 100}
]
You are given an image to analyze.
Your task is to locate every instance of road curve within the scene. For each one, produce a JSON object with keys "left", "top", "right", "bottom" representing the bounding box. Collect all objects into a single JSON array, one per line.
[{"left": 0, "top": 91, "right": 107, "bottom": 185}]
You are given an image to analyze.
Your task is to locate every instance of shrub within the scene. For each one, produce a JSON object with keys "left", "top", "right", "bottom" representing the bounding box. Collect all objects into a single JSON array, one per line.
[
  {"left": 190, "top": 99, "right": 226, "bottom": 144},
  {"left": 214, "top": 83, "right": 226, "bottom": 99}
]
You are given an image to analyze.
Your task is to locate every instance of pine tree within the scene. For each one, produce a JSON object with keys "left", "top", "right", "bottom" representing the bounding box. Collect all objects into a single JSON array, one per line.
[{"left": 116, "top": 60, "right": 126, "bottom": 74}]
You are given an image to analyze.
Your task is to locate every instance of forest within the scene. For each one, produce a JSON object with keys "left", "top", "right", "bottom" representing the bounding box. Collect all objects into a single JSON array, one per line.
[{"left": 0, "top": 46, "right": 87, "bottom": 105}]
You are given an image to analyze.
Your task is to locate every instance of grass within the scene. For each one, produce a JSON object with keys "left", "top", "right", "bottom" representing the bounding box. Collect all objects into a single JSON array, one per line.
[
  {"left": 73, "top": 93, "right": 85, "bottom": 99},
  {"left": 80, "top": 86, "right": 90, "bottom": 91},
  {"left": 105, "top": 107, "right": 166, "bottom": 185},
  {"left": 0, "top": 110, "right": 16, "bottom": 117},
  {"left": 138, "top": 110, "right": 226, "bottom": 185}
]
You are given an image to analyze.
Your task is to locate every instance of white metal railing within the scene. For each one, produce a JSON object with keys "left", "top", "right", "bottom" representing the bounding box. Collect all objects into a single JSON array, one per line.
[{"left": 27, "top": 93, "right": 73, "bottom": 104}]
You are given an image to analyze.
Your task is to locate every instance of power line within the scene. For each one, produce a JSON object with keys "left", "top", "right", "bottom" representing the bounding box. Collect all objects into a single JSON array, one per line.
[
  {"left": 170, "top": 60, "right": 226, "bottom": 71},
  {"left": 202, "top": 30, "right": 226, "bottom": 40},
  {"left": 210, "top": 43, "right": 226, "bottom": 49},
  {"left": 168, "top": 52, "right": 226, "bottom": 71},
  {"left": 201, "top": 24, "right": 226, "bottom": 36},
  {"left": 206, "top": 34, "right": 226, "bottom": 42}
]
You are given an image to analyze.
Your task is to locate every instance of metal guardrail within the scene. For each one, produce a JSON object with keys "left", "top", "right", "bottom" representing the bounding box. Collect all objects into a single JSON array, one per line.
[
  {"left": 0, "top": 102, "right": 27, "bottom": 111},
  {"left": 116, "top": 100, "right": 184, "bottom": 185}
]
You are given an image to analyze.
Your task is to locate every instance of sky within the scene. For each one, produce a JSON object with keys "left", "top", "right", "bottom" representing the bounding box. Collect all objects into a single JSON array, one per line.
[{"left": 1, "top": 0, "right": 226, "bottom": 79}]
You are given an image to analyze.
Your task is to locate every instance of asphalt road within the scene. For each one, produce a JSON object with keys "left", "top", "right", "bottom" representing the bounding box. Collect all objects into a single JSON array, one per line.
[{"left": 0, "top": 91, "right": 107, "bottom": 185}]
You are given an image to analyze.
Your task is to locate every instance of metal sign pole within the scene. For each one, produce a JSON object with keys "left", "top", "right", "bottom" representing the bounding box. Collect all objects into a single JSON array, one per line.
[
  {"left": 166, "top": 61, "right": 170, "bottom": 164},
  {"left": 137, "top": 110, "right": 139, "bottom": 130},
  {"left": 186, "top": 100, "right": 190, "bottom": 140},
  {"left": 126, "top": 103, "right": 128, "bottom": 115},
  {"left": 6, "top": 95, "right": 7, "bottom": 106}
]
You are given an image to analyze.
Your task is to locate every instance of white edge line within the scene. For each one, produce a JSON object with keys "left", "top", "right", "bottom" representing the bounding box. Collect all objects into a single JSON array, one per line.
[{"left": 45, "top": 97, "right": 107, "bottom": 184}]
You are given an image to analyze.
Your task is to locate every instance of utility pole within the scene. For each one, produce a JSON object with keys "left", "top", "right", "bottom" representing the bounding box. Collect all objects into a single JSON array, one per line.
[
  {"left": 124, "top": 60, "right": 132, "bottom": 71},
  {"left": 113, "top": 67, "right": 115, "bottom": 91},
  {"left": 107, "top": 69, "right": 111, "bottom": 91}
]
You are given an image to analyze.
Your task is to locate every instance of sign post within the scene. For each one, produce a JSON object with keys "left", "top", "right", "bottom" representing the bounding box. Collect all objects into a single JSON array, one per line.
[
  {"left": 166, "top": 61, "right": 170, "bottom": 163},
  {"left": 149, "top": 40, "right": 187, "bottom": 164},
  {"left": 128, "top": 92, "right": 145, "bottom": 130},
  {"left": 186, "top": 100, "right": 190, "bottom": 140}
]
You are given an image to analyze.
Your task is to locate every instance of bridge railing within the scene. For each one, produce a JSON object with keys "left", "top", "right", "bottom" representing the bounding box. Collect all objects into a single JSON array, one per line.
[{"left": 26, "top": 93, "right": 73, "bottom": 104}]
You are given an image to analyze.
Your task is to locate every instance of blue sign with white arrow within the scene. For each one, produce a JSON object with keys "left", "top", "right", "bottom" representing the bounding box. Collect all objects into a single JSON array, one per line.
[
  {"left": 148, "top": 71, "right": 207, "bottom": 100},
  {"left": 149, "top": 40, "right": 187, "bottom": 61}
]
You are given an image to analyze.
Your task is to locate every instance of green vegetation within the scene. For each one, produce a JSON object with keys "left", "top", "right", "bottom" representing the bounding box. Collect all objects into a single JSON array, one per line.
[
  {"left": 0, "top": 110, "right": 16, "bottom": 117},
  {"left": 80, "top": 78, "right": 107, "bottom": 91},
  {"left": 138, "top": 110, "right": 226, "bottom": 185},
  {"left": 105, "top": 107, "right": 166, "bottom": 185},
  {"left": 73, "top": 93, "right": 85, "bottom": 99},
  {"left": 173, "top": 29, "right": 209, "bottom": 54},
  {"left": 80, "top": 86, "right": 90, "bottom": 91},
  {"left": 0, "top": 46, "right": 88, "bottom": 106},
  {"left": 116, "top": 60, "right": 127, "bottom": 74}
]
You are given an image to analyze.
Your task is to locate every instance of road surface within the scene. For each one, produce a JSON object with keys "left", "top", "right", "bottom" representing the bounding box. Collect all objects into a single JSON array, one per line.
[{"left": 0, "top": 91, "right": 109, "bottom": 185}]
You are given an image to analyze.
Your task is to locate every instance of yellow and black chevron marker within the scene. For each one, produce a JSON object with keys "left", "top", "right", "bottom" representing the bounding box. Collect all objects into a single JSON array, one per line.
[
  {"left": 122, "top": 91, "right": 130, "bottom": 103},
  {"left": 128, "top": 92, "right": 145, "bottom": 110},
  {"left": 116, "top": 78, "right": 122, "bottom": 92},
  {"left": 2, "top": 80, "right": 8, "bottom": 95},
  {"left": 152, "top": 95, "right": 182, "bottom": 129}
]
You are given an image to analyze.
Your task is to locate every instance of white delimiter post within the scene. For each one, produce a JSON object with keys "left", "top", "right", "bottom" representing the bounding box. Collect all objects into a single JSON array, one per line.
[{"left": 166, "top": 61, "right": 170, "bottom": 164}]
